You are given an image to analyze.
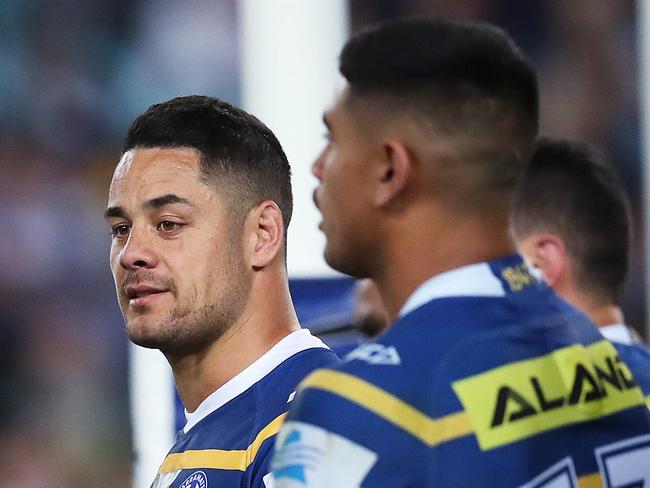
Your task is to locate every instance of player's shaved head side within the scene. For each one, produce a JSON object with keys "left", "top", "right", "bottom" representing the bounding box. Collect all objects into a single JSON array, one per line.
[
  {"left": 339, "top": 18, "right": 538, "bottom": 212},
  {"left": 123, "top": 95, "right": 293, "bottom": 234},
  {"left": 510, "top": 138, "right": 631, "bottom": 302}
]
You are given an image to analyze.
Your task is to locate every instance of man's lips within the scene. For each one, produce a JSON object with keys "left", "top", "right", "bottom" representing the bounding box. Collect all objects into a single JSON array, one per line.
[
  {"left": 313, "top": 189, "right": 325, "bottom": 230},
  {"left": 124, "top": 284, "right": 169, "bottom": 307},
  {"left": 312, "top": 189, "right": 320, "bottom": 210}
]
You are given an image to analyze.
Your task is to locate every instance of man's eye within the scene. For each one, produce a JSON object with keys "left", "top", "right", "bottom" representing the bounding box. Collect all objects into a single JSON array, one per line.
[
  {"left": 111, "top": 224, "right": 130, "bottom": 238},
  {"left": 157, "top": 221, "right": 181, "bottom": 233}
]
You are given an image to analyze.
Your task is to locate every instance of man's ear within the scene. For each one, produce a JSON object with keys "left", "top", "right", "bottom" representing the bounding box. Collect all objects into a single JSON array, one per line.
[
  {"left": 373, "top": 139, "right": 412, "bottom": 207},
  {"left": 246, "top": 201, "right": 284, "bottom": 270},
  {"left": 518, "top": 233, "right": 568, "bottom": 287}
]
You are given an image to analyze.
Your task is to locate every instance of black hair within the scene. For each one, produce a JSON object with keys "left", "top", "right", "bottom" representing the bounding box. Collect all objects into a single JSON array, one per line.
[
  {"left": 123, "top": 95, "right": 293, "bottom": 232},
  {"left": 510, "top": 138, "right": 631, "bottom": 302},
  {"left": 339, "top": 18, "right": 539, "bottom": 204}
]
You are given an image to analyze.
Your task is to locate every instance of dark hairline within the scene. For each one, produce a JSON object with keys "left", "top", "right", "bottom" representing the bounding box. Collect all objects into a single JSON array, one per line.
[{"left": 121, "top": 96, "right": 293, "bottom": 235}]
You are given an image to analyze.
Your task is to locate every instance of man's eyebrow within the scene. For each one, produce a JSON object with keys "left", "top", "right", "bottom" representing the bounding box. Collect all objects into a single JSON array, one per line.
[
  {"left": 104, "top": 194, "right": 194, "bottom": 220},
  {"left": 104, "top": 206, "right": 128, "bottom": 220},
  {"left": 143, "top": 194, "right": 194, "bottom": 210}
]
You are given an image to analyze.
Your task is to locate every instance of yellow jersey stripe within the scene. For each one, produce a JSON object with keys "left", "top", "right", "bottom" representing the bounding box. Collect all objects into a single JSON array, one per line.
[
  {"left": 578, "top": 472, "right": 602, "bottom": 488},
  {"left": 646, "top": 395, "right": 650, "bottom": 411},
  {"left": 158, "top": 412, "right": 287, "bottom": 473},
  {"left": 300, "top": 369, "right": 473, "bottom": 447}
]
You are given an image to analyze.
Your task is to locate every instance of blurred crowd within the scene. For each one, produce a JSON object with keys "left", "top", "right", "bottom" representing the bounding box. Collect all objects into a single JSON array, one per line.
[{"left": 0, "top": 0, "right": 643, "bottom": 486}]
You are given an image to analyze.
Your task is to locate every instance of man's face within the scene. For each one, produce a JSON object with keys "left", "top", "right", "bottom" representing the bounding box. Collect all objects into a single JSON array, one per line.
[
  {"left": 105, "top": 147, "right": 251, "bottom": 355},
  {"left": 312, "top": 88, "right": 378, "bottom": 277}
]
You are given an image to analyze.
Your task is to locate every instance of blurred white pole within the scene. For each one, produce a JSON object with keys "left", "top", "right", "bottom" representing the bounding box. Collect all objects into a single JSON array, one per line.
[
  {"left": 639, "top": 0, "right": 650, "bottom": 339},
  {"left": 239, "top": 0, "right": 349, "bottom": 278},
  {"left": 131, "top": 346, "right": 175, "bottom": 488}
]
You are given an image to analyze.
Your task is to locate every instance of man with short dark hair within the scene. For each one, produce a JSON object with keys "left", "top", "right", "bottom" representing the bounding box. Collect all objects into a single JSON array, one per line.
[
  {"left": 105, "top": 96, "right": 337, "bottom": 488},
  {"left": 510, "top": 137, "right": 650, "bottom": 405},
  {"left": 271, "top": 18, "right": 650, "bottom": 487}
]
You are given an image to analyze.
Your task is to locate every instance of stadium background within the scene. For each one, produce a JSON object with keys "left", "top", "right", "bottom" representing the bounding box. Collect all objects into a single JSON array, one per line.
[{"left": 0, "top": 1, "right": 646, "bottom": 486}]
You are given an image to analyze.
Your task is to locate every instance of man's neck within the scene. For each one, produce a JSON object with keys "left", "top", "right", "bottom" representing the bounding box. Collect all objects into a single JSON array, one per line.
[
  {"left": 556, "top": 284, "right": 624, "bottom": 329},
  {"left": 168, "top": 279, "right": 300, "bottom": 413},
  {"left": 579, "top": 300, "right": 624, "bottom": 329},
  {"left": 375, "top": 210, "right": 514, "bottom": 321}
]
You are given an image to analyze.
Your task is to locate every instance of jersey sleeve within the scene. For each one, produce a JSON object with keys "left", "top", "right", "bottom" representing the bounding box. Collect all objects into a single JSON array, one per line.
[
  {"left": 270, "top": 373, "right": 378, "bottom": 487},
  {"left": 270, "top": 367, "right": 427, "bottom": 487}
]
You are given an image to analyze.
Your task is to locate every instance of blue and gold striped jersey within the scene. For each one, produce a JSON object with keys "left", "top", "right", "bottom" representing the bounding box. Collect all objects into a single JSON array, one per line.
[
  {"left": 151, "top": 329, "right": 338, "bottom": 488},
  {"left": 271, "top": 255, "right": 650, "bottom": 487}
]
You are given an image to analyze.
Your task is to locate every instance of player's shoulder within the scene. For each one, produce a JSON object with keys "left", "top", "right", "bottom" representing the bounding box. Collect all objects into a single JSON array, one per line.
[
  {"left": 159, "top": 332, "right": 337, "bottom": 488},
  {"left": 319, "top": 327, "right": 417, "bottom": 382},
  {"left": 276, "top": 335, "right": 448, "bottom": 487},
  {"left": 283, "top": 337, "right": 340, "bottom": 372},
  {"left": 245, "top": 330, "right": 339, "bottom": 433},
  {"left": 294, "top": 330, "right": 441, "bottom": 427},
  {"left": 180, "top": 329, "right": 338, "bottom": 445},
  {"left": 616, "top": 340, "right": 650, "bottom": 360},
  {"left": 614, "top": 341, "right": 650, "bottom": 396},
  {"left": 255, "top": 331, "right": 339, "bottom": 400}
]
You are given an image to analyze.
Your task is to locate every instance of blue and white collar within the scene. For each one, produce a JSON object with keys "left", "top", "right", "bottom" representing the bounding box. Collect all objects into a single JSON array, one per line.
[
  {"left": 399, "top": 255, "right": 529, "bottom": 318},
  {"left": 184, "top": 329, "right": 328, "bottom": 433}
]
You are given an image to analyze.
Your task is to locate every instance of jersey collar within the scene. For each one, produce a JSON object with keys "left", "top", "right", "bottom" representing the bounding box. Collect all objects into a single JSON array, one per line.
[
  {"left": 599, "top": 323, "right": 635, "bottom": 345},
  {"left": 184, "top": 329, "right": 329, "bottom": 433},
  {"left": 399, "top": 254, "right": 529, "bottom": 318}
]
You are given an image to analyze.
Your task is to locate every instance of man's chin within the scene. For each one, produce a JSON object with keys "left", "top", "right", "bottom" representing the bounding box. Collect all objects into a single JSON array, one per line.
[
  {"left": 125, "top": 319, "right": 212, "bottom": 356},
  {"left": 125, "top": 318, "right": 170, "bottom": 349},
  {"left": 324, "top": 246, "right": 361, "bottom": 278},
  {"left": 126, "top": 329, "right": 167, "bottom": 350},
  {"left": 128, "top": 336, "right": 164, "bottom": 349}
]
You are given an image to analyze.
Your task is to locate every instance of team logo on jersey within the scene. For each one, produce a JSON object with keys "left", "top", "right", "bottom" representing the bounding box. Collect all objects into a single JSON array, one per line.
[
  {"left": 344, "top": 343, "right": 401, "bottom": 365},
  {"left": 272, "top": 428, "right": 311, "bottom": 484},
  {"left": 272, "top": 421, "right": 377, "bottom": 487},
  {"left": 453, "top": 340, "right": 645, "bottom": 450},
  {"left": 179, "top": 471, "right": 207, "bottom": 488},
  {"left": 501, "top": 264, "right": 537, "bottom": 292}
]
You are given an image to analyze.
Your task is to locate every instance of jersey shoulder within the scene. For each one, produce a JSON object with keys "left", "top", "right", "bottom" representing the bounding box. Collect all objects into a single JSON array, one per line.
[
  {"left": 280, "top": 301, "right": 650, "bottom": 487},
  {"left": 615, "top": 341, "right": 650, "bottom": 397},
  {"left": 154, "top": 342, "right": 338, "bottom": 488}
]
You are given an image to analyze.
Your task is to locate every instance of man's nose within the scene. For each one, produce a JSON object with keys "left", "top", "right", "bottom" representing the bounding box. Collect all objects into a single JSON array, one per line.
[
  {"left": 119, "top": 227, "right": 159, "bottom": 270},
  {"left": 312, "top": 149, "right": 326, "bottom": 179}
]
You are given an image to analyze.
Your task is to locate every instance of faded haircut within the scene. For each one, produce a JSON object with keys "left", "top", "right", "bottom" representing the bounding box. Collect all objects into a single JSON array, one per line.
[
  {"left": 510, "top": 138, "right": 631, "bottom": 302},
  {"left": 339, "top": 17, "right": 539, "bottom": 210}
]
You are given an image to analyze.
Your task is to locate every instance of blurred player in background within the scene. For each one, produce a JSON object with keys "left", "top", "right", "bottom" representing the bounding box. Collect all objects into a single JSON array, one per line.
[
  {"left": 326, "top": 278, "right": 390, "bottom": 358},
  {"left": 104, "top": 96, "right": 337, "bottom": 488},
  {"left": 271, "top": 18, "right": 650, "bottom": 487},
  {"left": 353, "top": 278, "right": 389, "bottom": 338},
  {"left": 510, "top": 137, "right": 650, "bottom": 404}
]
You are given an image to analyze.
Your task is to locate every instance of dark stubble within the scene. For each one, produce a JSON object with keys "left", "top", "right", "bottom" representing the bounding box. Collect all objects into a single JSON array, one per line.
[{"left": 125, "top": 232, "right": 253, "bottom": 357}]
